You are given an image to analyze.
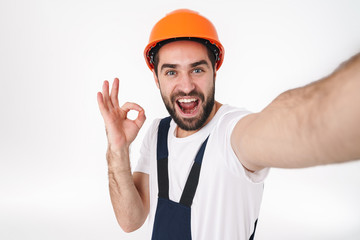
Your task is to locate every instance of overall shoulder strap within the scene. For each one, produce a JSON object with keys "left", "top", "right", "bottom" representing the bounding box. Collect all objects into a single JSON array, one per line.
[
  {"left": 179, "top": 136, "right": 209, "bottom": 207},
  {"left": 156, "top": 117, "right": 171, "bottom": 199}
]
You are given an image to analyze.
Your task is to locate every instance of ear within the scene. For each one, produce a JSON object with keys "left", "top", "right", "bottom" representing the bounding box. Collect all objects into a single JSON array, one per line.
[{"left": 152, "top": 69, "right": 160, "bottom": 89}]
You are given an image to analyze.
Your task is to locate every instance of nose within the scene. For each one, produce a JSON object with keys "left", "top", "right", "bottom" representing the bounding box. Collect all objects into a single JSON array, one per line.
[{"left": 178, "top": 73, "right": 195, "bottom": 94}]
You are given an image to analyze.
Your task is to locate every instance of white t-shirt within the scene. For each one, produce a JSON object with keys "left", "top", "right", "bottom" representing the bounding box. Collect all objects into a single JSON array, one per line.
[{"left": 135, "top": 104, "right": 269, "bottom": 240}]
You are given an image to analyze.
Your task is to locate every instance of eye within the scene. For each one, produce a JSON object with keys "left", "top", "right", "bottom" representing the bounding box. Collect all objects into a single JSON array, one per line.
[
  {"left": 192, "top": 68, "right": 203, "bottom": 74},
  {"left": 165, "top": 70, "right": 176, "bottom": 76}
]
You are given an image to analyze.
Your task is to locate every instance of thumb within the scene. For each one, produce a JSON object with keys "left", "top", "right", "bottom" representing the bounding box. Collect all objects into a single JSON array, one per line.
[{"left": 134, "top": 109, "right": 146, "bottom": 129}]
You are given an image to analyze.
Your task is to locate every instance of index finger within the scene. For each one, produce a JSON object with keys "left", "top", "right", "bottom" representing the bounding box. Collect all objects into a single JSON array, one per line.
[{"left": 121, "top": 102, "right": 144, "bottom": 113}]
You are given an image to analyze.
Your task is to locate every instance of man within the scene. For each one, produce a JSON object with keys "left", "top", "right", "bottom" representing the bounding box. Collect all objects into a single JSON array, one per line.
[{"left": 97, "top": 9, "right": 360, "bottom": 240}]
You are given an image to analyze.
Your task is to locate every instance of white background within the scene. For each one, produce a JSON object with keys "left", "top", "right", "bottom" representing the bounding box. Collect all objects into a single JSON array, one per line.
[{"left": 1, "top": 0, "right": 359, "bottom": 239}]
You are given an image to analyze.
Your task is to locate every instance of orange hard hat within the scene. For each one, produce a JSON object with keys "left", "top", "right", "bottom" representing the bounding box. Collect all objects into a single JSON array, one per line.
[{"left": 144, "top": 9, "right": 225, "bottom": 71}]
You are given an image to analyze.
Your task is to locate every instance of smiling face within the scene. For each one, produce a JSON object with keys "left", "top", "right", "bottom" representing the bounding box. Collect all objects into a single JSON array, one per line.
[{"left": 153, "top": 40, "right": 217, "bottom": 131}]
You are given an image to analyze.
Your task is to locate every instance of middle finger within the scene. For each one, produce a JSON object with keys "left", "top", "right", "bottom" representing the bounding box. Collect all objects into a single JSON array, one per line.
[{"left": 110, "top": 78, "right": 120, "bottom": 107}]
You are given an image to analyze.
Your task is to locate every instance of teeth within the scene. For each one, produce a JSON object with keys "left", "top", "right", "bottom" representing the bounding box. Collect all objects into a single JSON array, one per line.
[{"left": 178, "top": 98, "right": 197, "bottom": 103}]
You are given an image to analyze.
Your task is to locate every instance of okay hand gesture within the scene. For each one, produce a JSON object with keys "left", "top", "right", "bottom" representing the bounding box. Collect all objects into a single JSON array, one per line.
[{"left": 97, "top": 78, "right": 146, "bottom": 154}]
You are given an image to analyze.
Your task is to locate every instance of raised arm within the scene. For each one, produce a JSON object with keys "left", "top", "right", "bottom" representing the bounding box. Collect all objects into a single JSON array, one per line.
[
  {"left": 231, "top": 53, "right": 360, "bottom": 171},
  {"left": 97, "top": 78, "right": 149, "bottom": 232}
]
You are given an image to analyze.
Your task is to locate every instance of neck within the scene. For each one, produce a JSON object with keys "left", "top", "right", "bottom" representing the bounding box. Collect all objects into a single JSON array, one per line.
[{"left": 176, "top": 101, "right": 222, "bottom": 138}]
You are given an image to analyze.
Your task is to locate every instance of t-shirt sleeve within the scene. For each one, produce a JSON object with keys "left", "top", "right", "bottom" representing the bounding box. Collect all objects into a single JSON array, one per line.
[
  {"left": 217, "top": 109, "right": 269, "bottom": 183},
  {"left": 134, "top": 119, "right": 160, "bottom": 174}
]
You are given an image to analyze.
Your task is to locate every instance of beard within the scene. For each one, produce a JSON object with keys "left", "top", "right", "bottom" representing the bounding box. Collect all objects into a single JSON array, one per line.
[{"left": 160, "top": 83, "right": 215, "bottom": 131}]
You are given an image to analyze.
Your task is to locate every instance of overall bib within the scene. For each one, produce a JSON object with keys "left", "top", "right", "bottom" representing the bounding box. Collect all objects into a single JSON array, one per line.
[
  {"left": 151, "top": 117, "right": 209, "bottom": 240},
  {"left": 151, "top": 117, "right": 259, "bottom": 240}
]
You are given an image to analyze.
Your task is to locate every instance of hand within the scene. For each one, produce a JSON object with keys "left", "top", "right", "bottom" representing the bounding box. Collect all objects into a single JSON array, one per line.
[{"left": 97, "top": 78, "right": 146, "bottom": 153}]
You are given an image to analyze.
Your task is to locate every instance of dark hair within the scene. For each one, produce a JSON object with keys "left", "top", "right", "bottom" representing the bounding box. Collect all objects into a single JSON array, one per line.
[{"left": 150, "top": 37, "right": 218, "bottom": 76}]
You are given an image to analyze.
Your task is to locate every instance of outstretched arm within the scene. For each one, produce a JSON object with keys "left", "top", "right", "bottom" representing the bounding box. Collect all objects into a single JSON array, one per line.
[
  {"left": 231, "top": 53, "right": 360, "bottom": 171},
  {"left": 97, "top": 78, "right": 149, "bottom": 232}
]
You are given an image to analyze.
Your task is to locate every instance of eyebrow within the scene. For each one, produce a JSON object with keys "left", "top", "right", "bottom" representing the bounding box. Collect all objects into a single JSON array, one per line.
[
  {"left": 161, "top": 63, "right": 178, "bottom": 72},
  {"left": 160, "top": 60, "right": 209, "bottom": 72},
  {"left": 190, "top": 60, "right": 209, "bottom": 68}
]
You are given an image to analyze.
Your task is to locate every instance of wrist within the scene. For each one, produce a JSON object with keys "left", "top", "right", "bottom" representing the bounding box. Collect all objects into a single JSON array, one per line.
[
  {"left": 106, "top": 146, "right": 131, "bottom": 172},
  {"left": 108, "top": 166, "right": 132, "bottom": 177}
]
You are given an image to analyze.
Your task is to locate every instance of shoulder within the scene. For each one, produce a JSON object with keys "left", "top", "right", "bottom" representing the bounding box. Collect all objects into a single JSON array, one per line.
[
  {"left": 145, "top": 117, "right": 162, "bottom": 136},
  {"left": 213, "top": 105, "right": 252, "bottom": 133},
  {"left": 140, "top": 118, "right": 163, "bottom": 148},
  {"left": 209, "top": 105, "right": 252, "bottom": 154},
  {"left": 208, "top": 105, "right": 269, "bottom": 182}
]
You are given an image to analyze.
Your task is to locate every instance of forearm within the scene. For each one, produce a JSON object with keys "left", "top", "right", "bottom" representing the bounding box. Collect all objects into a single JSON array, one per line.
[
  {"left": 237, "top": 53, "right": 360, "bottom": 169},
  {"left": 107, "top": 148, "right": 147, "bottom": 232}
]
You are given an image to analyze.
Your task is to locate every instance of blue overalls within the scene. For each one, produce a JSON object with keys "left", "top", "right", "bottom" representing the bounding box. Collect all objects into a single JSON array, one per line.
[
  {"left": 151, "top": 117, "right": 209, "bottom": 240},
  {"left": 151, "top": 117, "right": 259, "bottom": 240}
]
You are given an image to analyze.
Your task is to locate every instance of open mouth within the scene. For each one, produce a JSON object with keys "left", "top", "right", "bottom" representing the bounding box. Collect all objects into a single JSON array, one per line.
[{"left": 176, "top": 97, "right": 200, "bottom": 115}]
